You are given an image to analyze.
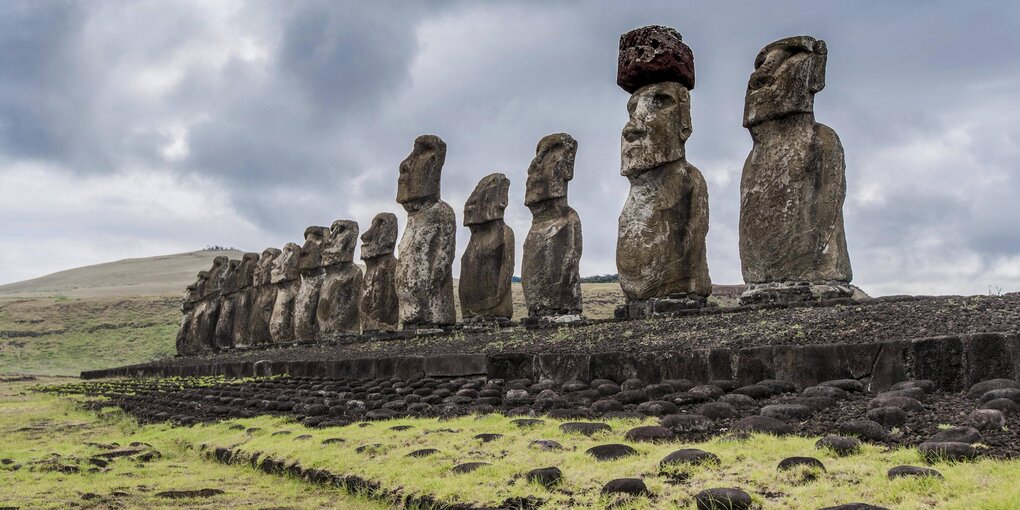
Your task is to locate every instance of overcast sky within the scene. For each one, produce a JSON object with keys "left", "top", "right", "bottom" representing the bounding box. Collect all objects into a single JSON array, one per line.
[{"left": 1, "top": 1, "right": 1018, "bottom": 296}]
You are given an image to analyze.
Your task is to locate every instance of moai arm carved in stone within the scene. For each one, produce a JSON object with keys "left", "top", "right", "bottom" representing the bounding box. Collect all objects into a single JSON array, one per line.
[
  {"left": 460, "top": 173, "right": 515, "bottom": 321},
  {"left": 250, "top": 247, "right": 280, "bottom": 346},
  {"left": 522, "top": 133, "right": 583, "bottom": 320},
  {"left": 739, "top": 36, "right": 852, "bottom": 305},
  {"left": 294, "top": 226, "right": 329, "bottom": 342},
  {"left": 318, "top": 219, "right": 363, "bottom": 338},
  {"left": 360, "top": 212, "right": 400, "bottom": 332},
  {"left": 614, "top": 25, "right": 712, "bottom": 319},
  {"left": 395, "top": 135, "right": 457, "bottom": 329},
  {"left": 270, "top": 242, "right": 301, "bottom": 344}
]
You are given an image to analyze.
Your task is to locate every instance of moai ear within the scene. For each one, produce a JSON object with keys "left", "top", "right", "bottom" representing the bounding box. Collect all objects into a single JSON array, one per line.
[{"left": 809, "top": 39, "right": 827, "bottom": 94}]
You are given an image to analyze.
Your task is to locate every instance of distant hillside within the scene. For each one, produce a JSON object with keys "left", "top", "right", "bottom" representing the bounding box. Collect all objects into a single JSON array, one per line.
[{"left": 0, "top": 250, "right": 244, "bottom": 298}]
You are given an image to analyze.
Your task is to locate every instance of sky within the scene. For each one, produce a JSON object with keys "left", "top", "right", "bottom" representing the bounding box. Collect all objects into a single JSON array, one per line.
[{"left": 1, "top": 0, "right": 1019, "bottom": 296}]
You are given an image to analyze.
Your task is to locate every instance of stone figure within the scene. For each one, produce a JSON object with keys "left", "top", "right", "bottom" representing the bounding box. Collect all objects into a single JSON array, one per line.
[
  {"left": 521, "top": 133, "right": 583, "bottom": 320},
  {"left": 360, "top": 213, "right": 400, "bottom": 332},
  {"left": 615, "top": 25, "right": 711, "bottom": 319},
  {"left": 317, "top": 220, "right": 363, "bottom": 337},
  {"left": 213, "top": 259, "right": 240, "bottom": 349},
  {"left": 738, "top": 36, "right": 852, "bottom": 304},
  {"left": 195, "top": 256, "right": 228, "bottom": 350},
  {"left": 183, "top": 271, "right": 209, "bottom": 354},
  {"left": 229, "top": 252, "right": 259, "bottom": 348},
  {"left": 460, "top": 173, "right": 514, "bottom": 321},
  {"left": 293, "top": 226, "right": 329, "bottom": 342},
  {"left": 395, "top": 135, "right": 457, "bottom": 329},
  {"left": 176, "top": 275, "right": 202, "bottom": 355},
  {"left": 250, "top": 247, "right": 281, "bottom": 345},
  {"left": 269, "top": 242, "right": 301, "bottom": 344}
]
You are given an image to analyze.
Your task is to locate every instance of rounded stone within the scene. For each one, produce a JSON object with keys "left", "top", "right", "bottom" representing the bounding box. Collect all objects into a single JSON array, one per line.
[
  {"left": 559, "top": 422, "right": 611, "bottom": 436},
  {"left": 637, "top": 400, "right": 679, "bottom": 416},
  {"left": 980, "top": 398, "right": 1019, "bottom": 416},
  {"left": 777, "top": 456, "right": 826, "bottom": 472},
  {"left": 695, "top": 487, "right": 753, "bottom": 510},
  {"left": 803, "top": 385, "right": 848, "bottom": 400},
  {"left": 586, "top": 444, "right": 638, "bottom": 461},
  {"left": 660, "top": 448, "right": 720, "bottom": 467},
  {"left": 625, "top": 425, "right": 674, "bottom": 443},
  {"left": 718, "top": 393, "right": 757, "bottom": 409},
  {"left": 602, "top": 478, "right": 650, "bottom": 497},
  {"left": 760, "top": 404, "right": 813, "bottom": 422},
  {"left": 561, "top": 381, "right": 589, "bottom": 393},
  {"left": 474, "top": 433, "right": 503, "bottom": 443},
  {"left": 818, "top": 379, "right": 864, "bottom": 392},
  {"left": 615, "top": 389, "right": 649, "bottom": 405},
  {"left": 881, "top": 387, "right": 926, "bottom": 402},
  {"left": 406, "top": 448, "right": 438, "bottom": 458},
  {"left": 786, "top": 396, "right": 837, "bottom": 411},
  {"left": 887, "top": 465, "right": 943, "bottom": 480},
  {"left": 967, "top": 409, "right": 1005, "bottom": 431},
  {"left": 524, "top": 467, "right": 562, "bottom": 488},
  {"left": 529, "top": 439, "right": 563, "bottom": 451},
  {"left": 617, "top": 25, "right": 695, "bottom": 93},
  {"left": 918, "top": 441, "right": 978, "bottom": 463},
  {"left": 967, "top": 379, "right": 1020, "bottom": 399},
  {"left": 891, "top": 379, "right": 936, "bottom": 394},
  {"left": 689, "top": 385, "right": 725, "bottom": 398},
  {"left": 838, "top": 419, "right": 889, "bottom": 442},
  {"left": 865, "top": 406, "right": 907, "bottom": 428},
  {"left": 621, "top": 378, "right": 645, "bottom": 390},
  {"left": 707, "top": 380, "right": 738, "bottom": 392},
  {"left": 867, "top": 395, "right": 923, "bottom": 413},
  {"left": 451, "top": 461, "right": 490, "bottom": 474},
  {"left": 504, "top": 389, "right": 531, "bottom": 405},
  {"left": 731, "top": 416, "right": 792, "bottom": 435},
  {"left": 930, "top": 426, "right": 981, "bottom": 445},
  {"left": 645, "top": 383, "right": 675, "bottom": 400},
  {"left": 815, "top": 435, "right": 862, "bottom": 456},
  {"left": 660, "top": 414, "right": 713, "bottom": 434},
  {"left": 596, "top": 383, "right": 621, "bottom": 396},
  {"left": 731, "top": 384, "right": 774, "bottom": 400},
  {"left": 591, "top": 398, "right": 625, "bottom": 414},
  {"left": 980, "top": 388, "right": 1020, "bottom": 404},
  {"left": 511, "top": 418, "right": 544, "bottom": 428},
  {"left": 698, "top": 402, "right": 740, "bottom": 420},
  {"left": 669, "top": 392, "right": 714, "bottom": 406},
  {"left": 758, "top": 379, "right": 797, "bottom": 394}
]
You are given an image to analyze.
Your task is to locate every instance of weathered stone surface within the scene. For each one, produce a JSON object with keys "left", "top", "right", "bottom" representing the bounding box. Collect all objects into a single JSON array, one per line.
[
  {"left": 522, "top": 133, "right": 583, "bottom": 317},
  {"left": 617, "top": 81, "right": 711, "bottom": 304},
  {"left": 294, "top": 226, "right": 329, "bottom": 342},
  {"left": 250, "top": 247, "right": 281, "bottom": 345},
  {"left": 194, "top": 256, "right": 228, "bottom": 351},
  {"left": 460, "top": 173, "right": 514, "bottom": 320},
  {"left": 739, "top": 36, "right": 851, "bottom": 302},
  {"left": 395, "top": 135, "right": 456, "bottom": 328},
  {"left": 617, "top": 25, "right": 695, "bottom": 93},
  {"left": 269, "top": 243, "right": 301, "bottom": 344},
  {"left": 317, "top": 220, "right": 363, "bottom": 337},
  {"left": 213, "top": 259, "right": 239, "bottom": 349},
  {"left": 229, "top": 252, "right": 259, "bottom": 348},
  {"left": 359, "top": 213, "right": 399, "bottom": 332}
]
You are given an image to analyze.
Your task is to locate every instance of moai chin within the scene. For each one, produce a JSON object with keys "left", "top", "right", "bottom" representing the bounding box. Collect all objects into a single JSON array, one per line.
[
  {"left": 738, "top": 36, "right": 852, "bottom": 305},
  {"left": 249, "top": 247, "right": 280, "bottom": 345},
  {"left": 615, "top": 25, "right": 712, "bottom": 320},
  {"left": 317, "top": 219, "right": 364, "bottom": 338},
  {"left": 521, "top": 133, "right": 584, "bottom": 323},
  {"left": 269, "top": 242, "right": 301, "bottom": 344},
  {"left": 460, "top": 173, "right": 514, "bottom": 323},
  {"left": 293, "top": 226, "right": 329, "bottom": 342},
  {"left": 360, "top": 212, "right": 400, "bottom": 332},
  {"left": 395, "top": 135, "right": 457, "bottom": 330}
]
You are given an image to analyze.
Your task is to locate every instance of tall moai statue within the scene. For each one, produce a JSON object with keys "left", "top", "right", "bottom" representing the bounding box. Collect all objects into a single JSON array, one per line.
[
  {"left": 269, "top": 242, "right": 301, "bottom": 344},
  {"left": 395, "top": 135, "right": 457, "bottom": 330},
  {"left": 213, "top": 259, "right": 240, "bottom": 349},
  {"left": 250, "top": 247, "right": 281, "bottom": 345},
  {"left": 183, "top": 271, "right": 209, "bottom": 353},
  {"left": 615, "top": 25, "right": 712, "bottom": 319},
  {"left": 229, "top": 252, "right": 259, "bottom": 348},
  {"left": 317, "top": 220, "right": 364, "bottom": 338},
  {"left": 360, "top": 213, "right": 400, "bottom": 332},
  {"left": 521, "top": 133, "right": 583, "bottom": 323},
  {"left": 294, "top": 226, "right": 329, "bottom": 342},
  {"left": 460, "top": 173, "right": 514, "bottom": 323},
  {"left": 176, "top": 275, "right": 202, "bottom": 355},
  {"left": 195, "top": 256, "right": 228, "bottom": 350},
  {"left": 738, "top": 36, "right": 852, "bottom": 304}
]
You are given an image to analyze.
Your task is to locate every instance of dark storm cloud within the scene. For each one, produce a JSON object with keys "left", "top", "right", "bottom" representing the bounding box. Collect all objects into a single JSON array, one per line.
[{"left": 1, "top": 1, "right": 1019, "bottom": 296}]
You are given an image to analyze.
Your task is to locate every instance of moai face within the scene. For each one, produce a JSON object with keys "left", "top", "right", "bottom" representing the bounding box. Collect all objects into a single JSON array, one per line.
[
  {"left": 194, "top": 271, "right": 209, "bottom": 298},
  {"left": 397, "top": 134, "right": 447, "bottom": 207},
  {"left": 525, "top": 133, "right": 577, "bottom": 207},
  {"left": 219, "top": 259, "right": 241, "bottom": 293},
  {"left": 464, "top": 173, "right": 510, "bottom": 226},
  {"left": 744, "top": 36, "right": 827, "bottom": 127},
  {"left": 298, "top": 226, "right": 328, "bottom": 272},
  {"left": 621, "top": 82, "right": 691, "bottom": 176},
  {"left": 237, "top": 252, "right": 260, "bottom": 288},
  {"left": 272, "top": 243, "right": 301, "bottom": 283},
  {"left": 323, "top": 220, "right": 359, "bottom": 266},
  {"left": 360, "top": 212, "right": 398, "bottom": 260},
  {"left": 203, "top": 256, "right": 229, "bottom": 297},
  {"left": 254, "top": 248, "right": 281, "bottom": 287}
]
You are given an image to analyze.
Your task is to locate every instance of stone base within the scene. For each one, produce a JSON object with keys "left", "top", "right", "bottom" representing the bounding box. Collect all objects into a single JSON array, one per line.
[
  {"left": 462, "top": 316, "right": 514, "bottom": 331},
  {"left": 402, "top": 324, "right": 455, "bottom": 337},
  {"left": 614, "top": 294, "right": 708, "bottom": 320},
  {"left": 739, "top": 281, "right": 853, "bottom": 306},
  {"left": 521, "top": 314, "right": 587, "bottom": 329}
]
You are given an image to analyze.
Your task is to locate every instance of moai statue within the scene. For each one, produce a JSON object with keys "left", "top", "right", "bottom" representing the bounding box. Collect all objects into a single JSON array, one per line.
[
  {"left": 395, "top": 135, "right": 457, "bottom": 329},
  {"left": 183, "top": 271, "right": 209, "bottom": 354},
  {"left": 317, "top": 220, "right": 364, "bottom": 338},
  {"left": 360, "top": 213, "right": 400, "bottom": 332},
  {"left": 615, "top": 25, "right": 712, "bottom": 319},
  {"left": 213, "top": 259, "right": 240, "bottom": 349},
  {"left": 195, "top": 256, "right": 228, "bottom": 350},
  {"left": 521, "top": 133, "right": 583, "bottom": 323},
  {"left": 250, "top": 247, "right": 281, "bottom": 345},
  {"left": 738, "top": 36, "right": 852, "bottom": 305},
  {"left": 460, "top": 173, "right": 514, "bottom": 323},
  {"left": 269, "top": 242, "right": 301, "bottom": 344},
  {"left": 293, "top": 226, "right": 329, "bottom": 342},
  {"left": 176, "top": 276, "right": 202, "bottom": 355},
  {"left": 229, "top": 252, "right": 259, "bottom": 348}
]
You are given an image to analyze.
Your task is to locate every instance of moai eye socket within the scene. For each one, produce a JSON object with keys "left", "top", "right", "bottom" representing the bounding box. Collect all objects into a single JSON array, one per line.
[{"left": 653, "top": 93, "right": 676, "bottom": 107}]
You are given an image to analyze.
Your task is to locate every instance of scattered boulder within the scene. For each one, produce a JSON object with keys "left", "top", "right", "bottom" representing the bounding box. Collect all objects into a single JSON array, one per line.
[
  {"left": 690, "top": 385, "right": 725, "bottom": 398},
  {"left": 452, "top": 462, "right": 490, "bottom": 474},
  {"left": 591, "top": 399, "right": 624, "bottom": 414},
  {"left": 838, "top": 420, "right": 889, "bottom": 442},
  {"left": 815, "top": 435, "right": 862, "bottom": 456},
  {"left": 732, "top": 384, "right": 774, "bottom": 400},
  {"left": 661, "top": 414, "right": 713, "bottom": 434},
  {"left": 695, "top": 487, "right": 753, "bottom": 510},
  {"left": 731, "top": 416, "right": 792, "bottom": 435},
  {"left": 865, "top": 406, "right": 907, "bottom": 428},
  {"left": 777, "top": 456, "right": 825, "bottom": 472},
  {"left": 980, "top": 398, "right": 1019, "bottom": 416},
  {"left": 625, "top": 425, "right": 674, "bottom": 443},
  {"left": 155, "top": 489, "right": 225, "bottom": 499},
  {"left": 818, "top": 379, "right": 864, "bottom": 392},
  {"left": 586, "top": 444, "right": 638, "bottom": 461},
  {"left": 967, "top": 379, "right": 1020, "bottom": 399},
  {"left": 559, "top": 422, "right": 611, "bottom": 436},
  {"left": 930, "top": 426, "right": 981, "bottom": 445},
  {"left": 758, "top": 379, "right": 797, "bottom": 394},
  {"left": 512, "top": 419, "right": 544, "bottom": 428},
  {"left": 887, "top": 465, "right": 943, "bottom": 480},
  {"left": 918, "top": 441, "right": 978, "bottom": 463},
  {"left": 407, "top": 448, "right": 439, "bottom": 458},
  {"left": 660, "top": 448, "right": 720, "bottom": 467},
  {"left": 698, "top": 402, "right": 740, "bottom": 420},
  {"left": 760, "top": 404, "right": 813, "bottom": 422},
  {"left": 525, "top": 467, "right": 562, "bottom": 488},
  {"left": 602, "top": 478, "right": 650, "bottom": 497},
  {"left": 867, "top": 395, "right": 923, "bottom": 413},
  {"left": 637, "top": 400, "right": 679, "bottom": 416},
  {"left": 802, "top": 385, "right": 847, "bottom": 400},
  {"left": 968, "top": 409, "right": 1005, "bottom": 431},
  {"left": 881, "top": 387, "right": 926, "bottom": 402},
  {"left": 891, "top": 380, "right": 936, "bottom": 394},
  {"left": 718, "top": 394, "right": 757, "bottom": 409},
  {"left": 980, "top": 388, "right": 1020, "bottom": 404},
  {"left": 474, "top": 433, "right": 503, "bottom": 443}
]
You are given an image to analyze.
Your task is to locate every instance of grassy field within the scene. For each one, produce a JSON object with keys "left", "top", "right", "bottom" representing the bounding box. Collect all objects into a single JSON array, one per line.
[{"left": 5, "top": 377, "right": 1019, "bottom": 509}]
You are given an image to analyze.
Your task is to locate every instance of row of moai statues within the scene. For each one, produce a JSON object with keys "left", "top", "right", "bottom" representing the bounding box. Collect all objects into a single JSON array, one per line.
[{"left": 176, "top": 24, "right": 854, "bottom": 353}]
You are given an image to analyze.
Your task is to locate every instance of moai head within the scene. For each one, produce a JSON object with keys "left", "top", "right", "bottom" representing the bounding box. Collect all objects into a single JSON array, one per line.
[
  {"left": 203, "top": 256, "right": 229, "bottom": 297},
  {"left": 298, "top": 226, "right": 329, "bottom": 272},
  {"left": 617, "top": 25, "right": 695, "bottom": 94},
  {"left": 236, "top": 252, "right": 260, "bottom": 289},
  {"left": 744, "top": 36, "right": 827, "bottom": 128},
  {"left": 360, "top": 212, "right": 398, "bottom": 260},
  {"left": 323, "top": 220, "right": 359, "bottom": 266},
  {"left": 621, "top": 82, "right": 692, "bottom": 175},
  {"left": 525, "top": 133, "right": 577, "bottom": 207},
  {"left": 254, "top": 247, "right": 281, "bottom": 287},
  {"left": 397, "top": 134, "right": 447, "bottom": 208},
  {"left": 193, "top": 271, "right": 209, "bottom": 298},
  {"left": 464, "top": 173, "right": 510, "bottom": 226},
  {"left": 219, "top": 259, "right": 241, "bottom": 294},
  {"left": 271, "top": 243, "right": 301, "bottom": 283}
]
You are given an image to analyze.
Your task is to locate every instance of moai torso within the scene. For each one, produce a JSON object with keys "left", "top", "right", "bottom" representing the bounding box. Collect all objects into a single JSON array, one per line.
[
  {"left": 294, "top": 226, "right": 329, "bottom": 342},
  {"left": 521, "top": 133, "right": 583, "bottom": 317},
  {"left": 270, "top": 243, "right": 301, "bottom": 344},
  {"left": 196, "top": 256, "right": 227, "bottom": 350},
  {"left": 177, "top": 276, "right": 202, "bottom": 355},
  {"left": 460, "top": 173, "right": 515, "bottom": 319},
  {"left": 229, "top": 252, "right": 259, "bottom": 348},
  {"left": 739, "top": 36, "right": 851, "bottom": 285},
  {"left": 395, "top": 135, "right": 456, "bottom": 328},
  {"left": 317, "top": 220, "right": 363, "bottom": 337},
  {"left": 214, "top": 259, "right": 240, "bottom": 349},
  {"left": 360, "top": 213, "right": 399, "bottom": 332},
  {"left": 250, "top": 247, "right": 280, "bottom": 345}
]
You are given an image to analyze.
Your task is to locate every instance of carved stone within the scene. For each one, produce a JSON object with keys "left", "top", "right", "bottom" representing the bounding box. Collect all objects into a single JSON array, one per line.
[
  {"left": 176, "top": 274, "right": 202, "bottom": 355},
  {"left": 294, "top": 226, "right": 329, "bottom": 342},
  {"left": 739, "top": 36, "right": 852, "bottom": 304},
  {"left": 617, "top": 25, "right": 695, "bottom": 94},
  {"left": 360, "top": 213, "right": 400, "bottom": 332},
  {"left": 194, "top": 256, "right": 227, "bottom": 351},
  {"left": 395, "top": 135, "right": 457, "bottom": 329},
  {"left": 213, "top": 259, "right": 240, "bottom": 349},
  {"left": 229, "top": 252, "right": 259, "bottom": 348},
  {"left": 318, "top": 220, "right": 363, "bottom": 338},
  {"left": 269, "top": 242, "right": 301, "bottom": 344},
  {"left": 460, "top": 173, "right": 514, "bottom": 321},
  {"left": 250, "top": 247, "right": 281, "bottom": 346},
  {"left": 521, "top": 133, "right": 583, "bottom": 319}
]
